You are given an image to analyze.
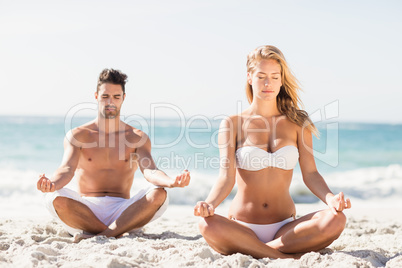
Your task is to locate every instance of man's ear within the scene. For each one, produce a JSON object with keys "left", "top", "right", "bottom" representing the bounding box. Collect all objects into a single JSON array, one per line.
[
  {"left": 95, "top": 91, "right": 98, "bottom": 99},
  {"left": 123, "top": 93, "right": 126, "bottom": 101}
]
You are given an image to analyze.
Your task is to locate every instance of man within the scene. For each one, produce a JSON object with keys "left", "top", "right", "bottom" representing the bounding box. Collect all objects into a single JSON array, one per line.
[{"left": 37, "top": 68, "right": 190, "bottom": 241}]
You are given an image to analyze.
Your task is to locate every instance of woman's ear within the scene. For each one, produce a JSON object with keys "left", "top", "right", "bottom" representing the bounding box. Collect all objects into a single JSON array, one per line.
[{"left": 247, "top": 72, "right": 252, "bottom": 85}]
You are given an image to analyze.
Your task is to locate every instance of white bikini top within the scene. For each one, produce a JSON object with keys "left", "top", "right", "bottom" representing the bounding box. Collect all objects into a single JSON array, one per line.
[{"left": 236, "top": 145, "right": 299, "bottom": 171}]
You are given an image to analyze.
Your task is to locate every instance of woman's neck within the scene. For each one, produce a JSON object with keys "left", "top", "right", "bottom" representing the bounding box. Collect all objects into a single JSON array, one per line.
[{"left": 248, "top": 99, "right": 281, "bottom": 118}]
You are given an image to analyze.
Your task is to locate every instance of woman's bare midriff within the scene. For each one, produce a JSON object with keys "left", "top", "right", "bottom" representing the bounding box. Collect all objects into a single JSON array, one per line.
[{"left": 228, "top": 168, "right": 296, "bottom": 224}]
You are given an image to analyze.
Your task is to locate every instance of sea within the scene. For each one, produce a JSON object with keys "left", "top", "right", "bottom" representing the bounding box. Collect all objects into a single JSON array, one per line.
[{"left": 1, "top": 115, "right": 402, "bottom": 218}]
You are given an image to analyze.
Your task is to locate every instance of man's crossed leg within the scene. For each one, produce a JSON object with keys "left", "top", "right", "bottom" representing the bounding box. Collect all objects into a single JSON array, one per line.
[{"left": 45, "top": 187, "right": 168, "bottom": 241}]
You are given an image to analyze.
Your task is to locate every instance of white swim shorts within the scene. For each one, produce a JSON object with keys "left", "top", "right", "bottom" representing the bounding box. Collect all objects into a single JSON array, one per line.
[{"left": 44, "top": 185, "right": 169, "bottom": 235}]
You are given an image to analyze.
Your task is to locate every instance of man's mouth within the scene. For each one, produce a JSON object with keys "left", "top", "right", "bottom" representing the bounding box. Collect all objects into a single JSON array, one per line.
[{"left": 105, "top": 106, "right": 116, "bottom": 111}]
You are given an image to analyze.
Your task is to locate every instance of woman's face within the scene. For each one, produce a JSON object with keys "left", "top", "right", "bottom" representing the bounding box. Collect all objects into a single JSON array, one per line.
[{"left": 248, "top": 59, "right": 282, "bottom": 102}]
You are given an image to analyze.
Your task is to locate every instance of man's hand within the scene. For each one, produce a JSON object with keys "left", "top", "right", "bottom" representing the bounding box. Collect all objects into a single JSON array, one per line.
[
  {"left": 169, "top": 170, "right": 190, "bottom": 188},
  {"left": 37, "top": 174, "right": 56, "bottom": 193},
  {"left": 194, "top": 201, "right": 215, "bottom": 217},
  {"left": 327, "top": 192, "right": 351, "bottom": 215}
]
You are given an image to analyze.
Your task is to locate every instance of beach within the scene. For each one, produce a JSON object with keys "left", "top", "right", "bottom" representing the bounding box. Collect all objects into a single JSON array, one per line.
[
  {"left": 1, "top": 200, "right": 401, "bottom": 267},
  {"left": 1, "top": 117, "right": 402, "bottom": 267},
  {"left": 2, "top": 0, "right": 402, "bottom": 265}
]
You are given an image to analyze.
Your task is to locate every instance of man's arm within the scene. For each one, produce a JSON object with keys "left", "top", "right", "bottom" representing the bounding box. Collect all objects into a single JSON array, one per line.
[
  {"left": 37, "top": 130, "right": 81, "bottom": 192},
  {"left": 136, "top": 133, "right": 190, "bottom": 188}
]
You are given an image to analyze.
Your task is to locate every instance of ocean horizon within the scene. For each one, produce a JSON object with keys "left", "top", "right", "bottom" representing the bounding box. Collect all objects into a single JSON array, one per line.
[{"left": 1, "top": 115, "right": 401, "bottom": 213}]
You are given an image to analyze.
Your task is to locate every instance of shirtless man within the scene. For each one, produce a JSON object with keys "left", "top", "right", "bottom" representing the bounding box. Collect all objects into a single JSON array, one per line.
[{"left": 37, "top": 68, "right": 190, "bottom": 240}]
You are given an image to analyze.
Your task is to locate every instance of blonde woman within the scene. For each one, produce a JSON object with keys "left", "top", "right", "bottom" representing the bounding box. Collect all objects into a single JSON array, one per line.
[{"left": 194, "top": 45, "right": 351, "bottom": 259}]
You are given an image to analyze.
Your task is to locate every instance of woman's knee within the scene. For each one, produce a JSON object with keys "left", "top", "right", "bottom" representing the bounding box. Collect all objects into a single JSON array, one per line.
[
  {"left": 320, "top": 210, "right": 347, "bottom": 238},
  {"left": 198, "top": 216, "right": 233, "bottom": 255},
  {"left": 198, "top": 216, "right": 222, "bottom": 237},
  {"left": 198, "top": 217, "right": 211, "bottom": 236}
]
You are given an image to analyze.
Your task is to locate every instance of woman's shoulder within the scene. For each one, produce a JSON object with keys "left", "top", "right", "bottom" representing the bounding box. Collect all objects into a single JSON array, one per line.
[
  {"left": 280, "top": 117, "right": 314, "bottom": 138},
  {"left": 219, "top": 114, "right": 243, "bottom": 128},
  {"left": 278, "top": 115, "right": 299, "bottom": 127},
  {"left": 275, "top": 115, "right": 305, "bottom": 137}
]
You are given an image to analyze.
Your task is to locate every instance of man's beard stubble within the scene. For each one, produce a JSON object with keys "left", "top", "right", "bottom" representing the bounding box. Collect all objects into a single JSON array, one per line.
[{"left": 101, "top": 105, "right": 119, "bottom": 119}]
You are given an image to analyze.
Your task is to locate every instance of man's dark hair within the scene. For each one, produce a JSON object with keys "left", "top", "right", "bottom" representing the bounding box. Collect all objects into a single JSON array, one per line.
[{"left": 97, "top": 68, "right": 128, "bottom": 93}]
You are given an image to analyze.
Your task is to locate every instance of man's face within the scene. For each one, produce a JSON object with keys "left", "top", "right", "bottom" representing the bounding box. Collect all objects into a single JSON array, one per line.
[{"left": 95, "top": 83, "right": 125, "bottom": 119}]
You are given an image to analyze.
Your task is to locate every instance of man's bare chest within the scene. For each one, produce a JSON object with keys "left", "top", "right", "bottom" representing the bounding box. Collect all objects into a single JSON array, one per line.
[{"left": 79, "top": 145, "right": 136, "bottom": 168}]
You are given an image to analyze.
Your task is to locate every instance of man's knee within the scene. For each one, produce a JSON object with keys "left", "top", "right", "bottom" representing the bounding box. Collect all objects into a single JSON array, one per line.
[
  {"left": 53, "top": 196, "right": 72, "bottom": 213},
  {"left": 147, "top": 188, "right": 167, "bottom": 206}
]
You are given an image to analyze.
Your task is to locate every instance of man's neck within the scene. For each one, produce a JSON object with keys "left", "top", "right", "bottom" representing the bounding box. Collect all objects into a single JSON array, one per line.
[{"left": 95, "top": 116, "right": 121, "bottom": 134}]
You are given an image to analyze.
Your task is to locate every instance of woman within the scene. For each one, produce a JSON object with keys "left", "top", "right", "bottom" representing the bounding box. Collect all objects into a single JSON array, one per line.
[{"left": 194, "top": 45, "right": 351, "bottom": 259}]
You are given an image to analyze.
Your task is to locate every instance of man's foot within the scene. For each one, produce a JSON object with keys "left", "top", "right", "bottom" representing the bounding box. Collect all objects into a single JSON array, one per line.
[{"left": 73, "top": 232, "right": 95, "bottom": 243}]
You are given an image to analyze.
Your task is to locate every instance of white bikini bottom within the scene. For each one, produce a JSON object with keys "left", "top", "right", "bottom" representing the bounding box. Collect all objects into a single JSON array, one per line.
[{"left": 233, "top": 217, "right": 294, "bottom": 243}]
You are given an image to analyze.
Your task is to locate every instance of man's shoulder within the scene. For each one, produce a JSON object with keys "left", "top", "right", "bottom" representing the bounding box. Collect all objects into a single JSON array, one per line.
[
  {"left": 124, "top": 125, "right": 150, "bottom": 146},
  {"left": 131, "top": 127, "right": 146, "bottom": 138},
  {"left": 72, "top": 121, "right": 97, "bottom": 135},
  {"left": 119, "top": 121, "right": 145, "bottom": 137},
  {"left": 65, "top": 121, "right": 98, "bottom": 146}
]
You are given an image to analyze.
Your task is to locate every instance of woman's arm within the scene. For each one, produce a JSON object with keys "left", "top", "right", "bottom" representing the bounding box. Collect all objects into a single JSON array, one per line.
[
  {"left": 298, "top": 126, "right": 351, "bottom": 214},
  {"left": 194, "top": 116, "right": 238, "bottom": 217}
]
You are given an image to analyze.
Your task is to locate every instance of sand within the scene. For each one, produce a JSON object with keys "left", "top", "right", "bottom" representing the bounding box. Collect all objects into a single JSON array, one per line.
[{"left": 0, "top": 201, "right": 401, "bottom": 268}]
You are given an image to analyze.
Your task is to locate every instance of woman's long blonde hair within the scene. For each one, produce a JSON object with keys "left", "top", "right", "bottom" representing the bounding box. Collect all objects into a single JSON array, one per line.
[{"left": 246, "top": 45, "right": 318, "bottom": 136}]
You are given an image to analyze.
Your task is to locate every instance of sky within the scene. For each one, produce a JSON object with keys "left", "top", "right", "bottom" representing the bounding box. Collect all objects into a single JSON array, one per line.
[{"left": 1, "top": 0, "right": 401, "bottom": 123}]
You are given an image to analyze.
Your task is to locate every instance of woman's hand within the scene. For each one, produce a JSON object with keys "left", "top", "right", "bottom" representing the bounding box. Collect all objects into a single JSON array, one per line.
[
  {"left": 194, "top": 201, "right": 215, "bottom": 217},
  {"left": 327, "top": 192, "right": 351, "bottom": 215}
]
